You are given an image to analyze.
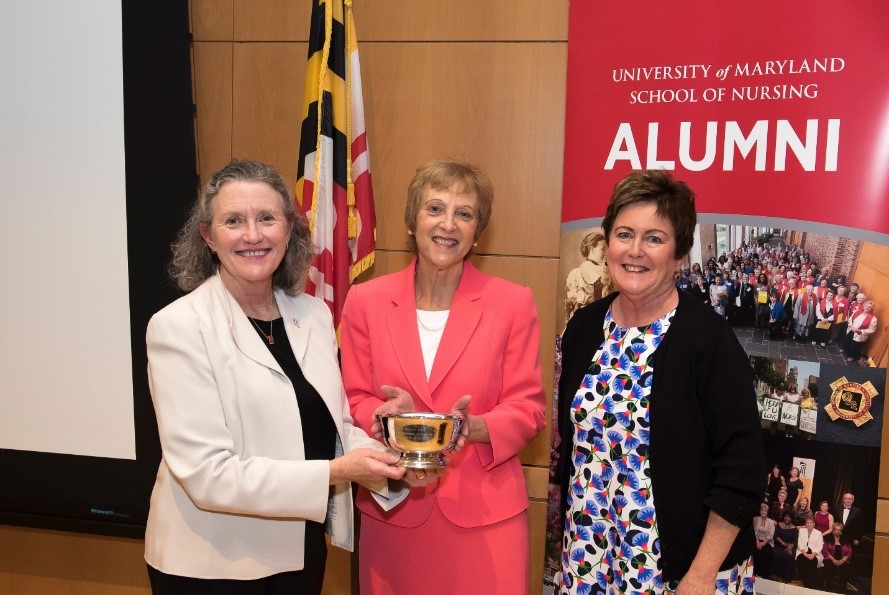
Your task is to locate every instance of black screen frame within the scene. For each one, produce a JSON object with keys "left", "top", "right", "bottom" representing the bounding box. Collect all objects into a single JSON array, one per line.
[{"left": 0, "top": 0, "right": 195, "bottom": 539}]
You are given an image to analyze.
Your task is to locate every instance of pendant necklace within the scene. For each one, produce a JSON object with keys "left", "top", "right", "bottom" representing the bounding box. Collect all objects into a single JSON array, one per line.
[{"left": 250, "top": 317, "right": 275, "bottom": 344}]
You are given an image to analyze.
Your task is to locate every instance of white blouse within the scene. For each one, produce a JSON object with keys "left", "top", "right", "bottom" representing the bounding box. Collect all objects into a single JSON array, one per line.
[{"left": 416, "top": 309, "right": 449, "bottom": 379}]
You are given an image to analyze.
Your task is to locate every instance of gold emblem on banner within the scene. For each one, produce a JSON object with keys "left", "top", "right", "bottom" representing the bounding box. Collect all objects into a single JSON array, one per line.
[{"left": 824, "top": 377, "right": 879, "bottom": 427}]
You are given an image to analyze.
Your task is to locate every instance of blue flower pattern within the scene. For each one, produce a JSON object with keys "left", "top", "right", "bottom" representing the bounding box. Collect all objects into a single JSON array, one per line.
[{"left": 561, "top": 308, "right": 753, "bottom": 595}]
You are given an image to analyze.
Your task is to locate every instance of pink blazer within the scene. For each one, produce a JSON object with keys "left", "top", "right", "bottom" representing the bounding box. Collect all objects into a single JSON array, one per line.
[{"left": 340, "top": 260, "right": 547, "bottom": 528}]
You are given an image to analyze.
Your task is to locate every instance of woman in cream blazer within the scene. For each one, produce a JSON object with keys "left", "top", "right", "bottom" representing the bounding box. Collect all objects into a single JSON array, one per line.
[{"left": 144, "top": 159, "right": 406, "bottom": 593}]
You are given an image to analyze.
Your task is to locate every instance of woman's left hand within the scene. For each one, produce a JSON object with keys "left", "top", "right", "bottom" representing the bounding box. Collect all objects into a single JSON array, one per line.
[
  {"left": 675, "top": 569, "right": 716, "bottom": 595},
  {"left": 403, "top": 467, "right": 444, "bottom": 488},
  {"left": 449, "top": 395, "right": 475, "bottom": 452}
]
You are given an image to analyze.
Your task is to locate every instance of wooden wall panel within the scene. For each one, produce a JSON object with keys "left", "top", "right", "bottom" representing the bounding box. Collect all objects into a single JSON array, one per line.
[
  {"left": 369, "top": 249, "right": 413, "bottom": 276},
  {"left": 192, "top": 42, "right": 234, "bottom": 184},
  {"left": 524, "top": 465, "right": 550, "bottom": 501},
  {"left": 321, "top": 542, "right": 351, "bottom": 595},
  {"left": 190, "top": 0, "right": 233, "bottom": 41},
  {"left": 0, "top": 526, "right": 149, "bottom": 594},
  {"left": 528, "top": 501, "right": 548, "bottom": 594},
  {"left": 875, "top": 537, "right": 889, "bottom": 595},
  {"left": 355, "top": 0, "right": 568, "bottom": 42},
  {"left": 877, "top": 496, "right": 889, "bottom": 532},
  {"left": 230, "top": 42, "right": 307, "bottom": 180},
  {"left": 222, "top": 41, "right": 566, "bottom": 258},
  {"left": 360, "top": 42, "right": 566, "bottom": 257},
  {"left": 233, "top": 0, "right": 311, "bottom": 41},
  {"left": 232, "top": 0, "right": 568, "bottom": 42},
  {"left": 0, "top": 525, "right": 360, "bottom": 595}
]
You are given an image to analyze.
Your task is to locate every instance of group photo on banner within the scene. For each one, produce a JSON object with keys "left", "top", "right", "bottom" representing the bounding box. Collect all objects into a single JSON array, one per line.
[{"left": 547, "top": 1, "right": 888, "bottom": 594}]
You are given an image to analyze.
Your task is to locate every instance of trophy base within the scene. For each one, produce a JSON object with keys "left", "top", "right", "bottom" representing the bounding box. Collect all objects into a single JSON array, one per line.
[{"left": 397, "top": 451, "right": 445, "bottom": 469}]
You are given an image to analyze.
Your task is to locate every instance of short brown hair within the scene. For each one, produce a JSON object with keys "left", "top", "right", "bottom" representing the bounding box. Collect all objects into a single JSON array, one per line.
[
  {"left": 601, "top": 170, "right": 696, "bottom": 260},
  {"left": 404, "top": 159, "right": 494, "bottom": 253}
]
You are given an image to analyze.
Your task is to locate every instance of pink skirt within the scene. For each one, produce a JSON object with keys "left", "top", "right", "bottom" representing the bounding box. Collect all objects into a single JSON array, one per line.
[{"left": 358, "top": 502, "right": 529, "bottom": 594}]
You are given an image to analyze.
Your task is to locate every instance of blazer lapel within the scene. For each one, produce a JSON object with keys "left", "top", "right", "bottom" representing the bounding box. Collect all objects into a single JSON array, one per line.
[
  {"left": 277, "top": 293, "right": 310, "bottom": 367},
  {"left": 210, "top": 275, "right": 283, "bottom": 375},
  {"left": 387, "top": 264, "right": 435, "bottom": 410},
  {"left": 428, "top": 289, "right": 481, "bottom": 396},
  {"left": 427, "top": 262, "right": 484, "bottom": 397}
]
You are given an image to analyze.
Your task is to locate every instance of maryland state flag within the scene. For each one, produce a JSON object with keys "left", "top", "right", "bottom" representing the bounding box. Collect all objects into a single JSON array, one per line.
[{"left": 296, "top": 0, "right": 376, "bottom": 328}]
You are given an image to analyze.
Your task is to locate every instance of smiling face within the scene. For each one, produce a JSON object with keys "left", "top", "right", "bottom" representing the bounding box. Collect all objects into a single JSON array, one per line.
[
  {"left": 833, "top": 523, "right": 844, "bottom": 539},
  {"left": 413, "top": 185, "right": 479, "bottom": 274},
  {"left": 199, "top": 180, "right": 292, "bottom": 293},
  {"left": 605, "top": 202, "right": 683, "bottom": 306}
]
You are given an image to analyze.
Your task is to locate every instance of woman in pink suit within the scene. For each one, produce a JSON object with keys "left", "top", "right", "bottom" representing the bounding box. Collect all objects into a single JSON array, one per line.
[{"left": 340, "top": 159, "right": 547, "bottom": 594}]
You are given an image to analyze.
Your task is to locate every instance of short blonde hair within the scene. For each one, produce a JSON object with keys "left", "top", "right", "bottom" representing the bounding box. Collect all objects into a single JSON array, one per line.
[{"left": 404, "top": 159, "right": 493, "bottom": 253}]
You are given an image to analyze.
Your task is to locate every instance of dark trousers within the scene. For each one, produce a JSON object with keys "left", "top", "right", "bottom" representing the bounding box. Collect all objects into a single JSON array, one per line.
[
  {"left": 843, "top": 333, "right": 866, "bottom": 361},
  {"left": 796, "top": 554, "right": 819, "bottom": 588},
  {"left": 822, "top": 559, "right": 851, "bottom": 592},
  {"left": 756, "top": 304, "right": 770, "bottom": 328},
  {"left": 771, "top": 546, "right": 795, "bottom": 582},
  {"left": 753, "top": 544, "right": 772, "bottom": 577},
  {"left": 147, "top": 522, "right": 327, "bottom": 595}
]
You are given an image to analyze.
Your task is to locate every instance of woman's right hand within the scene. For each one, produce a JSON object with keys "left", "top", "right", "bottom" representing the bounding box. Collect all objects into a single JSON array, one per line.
[
  {"left": 329, "top": 448, "right": 406, "bottom": 487},
  {"left": 369, "top": 385, "right": 416, "bottom": 439}
]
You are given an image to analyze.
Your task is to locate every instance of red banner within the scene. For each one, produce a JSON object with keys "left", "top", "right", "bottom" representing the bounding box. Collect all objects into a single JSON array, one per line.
[{"left": 562, "top": 0, "right": 889, "bottom": 237}]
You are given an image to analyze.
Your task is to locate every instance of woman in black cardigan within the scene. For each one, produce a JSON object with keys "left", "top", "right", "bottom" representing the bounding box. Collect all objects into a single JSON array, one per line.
[{"left": 556, "top": 170, "right": 765, "bottom": 595}]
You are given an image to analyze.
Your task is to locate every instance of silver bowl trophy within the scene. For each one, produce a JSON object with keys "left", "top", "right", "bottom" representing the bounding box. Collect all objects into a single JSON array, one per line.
[{"left": 377, "top": 412, "right": 463, "bottom": 469}]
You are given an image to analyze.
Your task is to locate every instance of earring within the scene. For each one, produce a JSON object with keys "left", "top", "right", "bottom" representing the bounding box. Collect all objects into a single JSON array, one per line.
[
  {"left": 473, "top": 242, "right": 478, "bottom": 247},
  {"left": 408, "top": 231, "right": 414, "bottom": 236}
]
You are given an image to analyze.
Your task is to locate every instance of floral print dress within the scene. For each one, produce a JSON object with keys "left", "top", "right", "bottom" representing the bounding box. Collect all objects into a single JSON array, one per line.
[{"left": 560, "top": 308, "right": 754, "bottom": 595}]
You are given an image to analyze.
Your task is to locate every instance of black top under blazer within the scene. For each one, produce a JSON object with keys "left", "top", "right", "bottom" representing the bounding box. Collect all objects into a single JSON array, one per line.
[{"left": 556, "top": 289, "right": 766, "bottom": 582}]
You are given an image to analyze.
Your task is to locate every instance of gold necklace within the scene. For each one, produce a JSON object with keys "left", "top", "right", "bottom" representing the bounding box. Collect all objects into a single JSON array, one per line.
[{"left": 250, "top": 317, "right": 275, "bottom": 344}]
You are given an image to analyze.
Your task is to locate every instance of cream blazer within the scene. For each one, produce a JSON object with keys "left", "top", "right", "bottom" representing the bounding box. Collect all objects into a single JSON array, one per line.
[{"left": 144, "top": 274, "right": 404, "bottom": 579}]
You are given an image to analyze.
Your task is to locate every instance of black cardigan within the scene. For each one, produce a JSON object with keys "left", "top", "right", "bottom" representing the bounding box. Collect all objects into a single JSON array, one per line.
[{"left": 556, "top": 290, "right": 765, "bottom": 582}]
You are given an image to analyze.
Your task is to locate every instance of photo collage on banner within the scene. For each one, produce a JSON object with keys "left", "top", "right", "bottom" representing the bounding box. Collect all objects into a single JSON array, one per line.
[{"left": 545, "top": 2, "right": 888, "bottom": 594}]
